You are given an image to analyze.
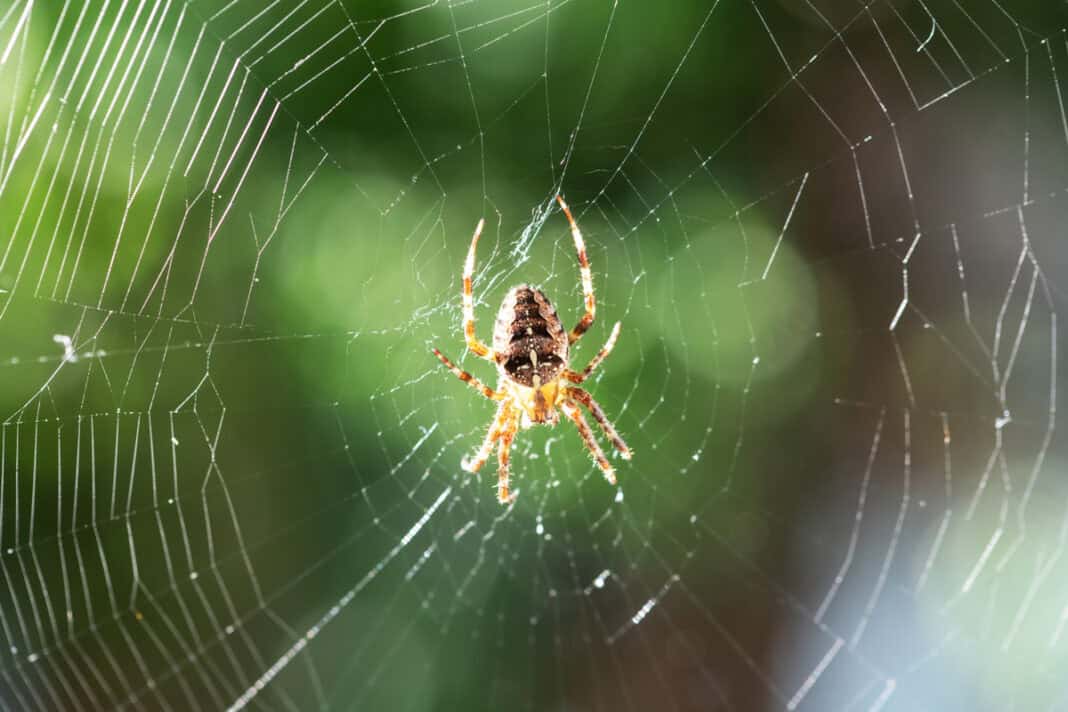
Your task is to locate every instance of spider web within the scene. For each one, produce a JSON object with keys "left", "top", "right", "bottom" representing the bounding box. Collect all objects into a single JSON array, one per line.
[{"left": 0, "top": 0, "right": 1066, "bottom": 709}]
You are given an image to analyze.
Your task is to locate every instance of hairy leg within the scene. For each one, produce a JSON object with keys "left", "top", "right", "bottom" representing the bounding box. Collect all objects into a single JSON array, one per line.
[
  {"left": 462, "top": 401, "right": 509, "bottom": 473},
  {"left": 496, "top": 414, "right": 518, "bottom": 503},
  {"left": 432, "top": 348, "right": 499, "bottom": 400},
  {"left": 565, "top": 387, "right": 631, "bottom": 460},
  {"left": 563, "top": 321, "right": 621, "bottom": 383},
  {"left": 560, "top": 401, "right": 617, "bottom": 486},
  {"left": 556, "top": 195, "right": 596, "bottom": 344},
  {"left": 462, "top": 218, "right": 494, "bottom": 359}
]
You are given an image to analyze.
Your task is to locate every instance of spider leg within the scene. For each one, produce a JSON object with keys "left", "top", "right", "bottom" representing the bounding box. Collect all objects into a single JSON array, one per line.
[
  {"left": 560, "top": 401, "right": 617, "bottom": 486},
  {"left": 462, "top": 401, "right": 510, "bottom": 473},
  {"left": 565, "top": 387, "right": 631, "bottom": 460},
  {"left": 496, "top": 413, "right": 519, "bottom": 503},
  {"left": 432, "top": 348, "right": 500, "bottom": 400},
  {"left": 462, "top": 218, "right": 495, "bottom": 360},
  {"left": 563, "top": 321, "right": 621, "bottom": 383},
  {"left": 556, "top": 195, "right": 595, "bottom": 345}
]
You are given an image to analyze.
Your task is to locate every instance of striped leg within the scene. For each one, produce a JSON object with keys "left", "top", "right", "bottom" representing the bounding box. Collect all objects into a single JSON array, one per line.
[
  {"left": 556, "top": 195, "right": 595, "bottom": 344},
  {"left": 432, "top": 348, "right": 499, "bottom": 400},
  {"left": 462, "top": 401, "right": 509, "bottom": 473},
  {"left": 561, "top": 401, "right": 617, "bottom": 486},
  {"left": 462, "top": 218, "right": 494, "bottom": 359},
  {"left": 565, "top": 387, "right": 631, "bottom": 460},
  {"left": 564, "top": 321, "right": 621, "bottom": 383},
  {"left": 496, "top": 414, "right": 519, "bottom": 503}
]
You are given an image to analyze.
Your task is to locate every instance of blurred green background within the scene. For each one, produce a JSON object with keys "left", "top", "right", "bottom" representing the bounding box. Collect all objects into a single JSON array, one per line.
[{"left": 1, "top": 1, "right": 1067, "bottom": 710}]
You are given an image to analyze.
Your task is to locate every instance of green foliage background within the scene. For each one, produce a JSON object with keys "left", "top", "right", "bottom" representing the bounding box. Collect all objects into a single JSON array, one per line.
[{"left": 0, "top": 1, "right": 1066, "bottom": 710}]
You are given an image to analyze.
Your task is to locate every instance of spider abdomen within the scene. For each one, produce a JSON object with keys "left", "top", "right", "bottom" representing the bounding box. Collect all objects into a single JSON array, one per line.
[{"left": 493, "top": 285, "right": 569, "bottom": 387}]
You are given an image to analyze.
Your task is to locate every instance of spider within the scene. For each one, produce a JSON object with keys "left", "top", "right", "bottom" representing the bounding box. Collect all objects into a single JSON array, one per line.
[{"left": 433, "top": 195, "right": 631, "bottom": 504}]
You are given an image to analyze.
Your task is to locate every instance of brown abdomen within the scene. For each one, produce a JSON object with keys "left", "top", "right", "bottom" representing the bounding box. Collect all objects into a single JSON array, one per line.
[{"left": 493, "top": 285, "right": 568, "bottom": 387}]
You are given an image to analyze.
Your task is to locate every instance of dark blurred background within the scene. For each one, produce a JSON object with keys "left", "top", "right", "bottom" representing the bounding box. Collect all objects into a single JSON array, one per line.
[{"left": 1, "top": 1, "right": 1067, "bottom": 710}]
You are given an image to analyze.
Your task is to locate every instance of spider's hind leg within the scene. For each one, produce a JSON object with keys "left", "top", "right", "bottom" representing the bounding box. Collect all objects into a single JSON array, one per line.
[
  {"left": 556, "top": 195, "right": 596, "bottom": 345},
  {"left": 462, "top": 218, "right": 495, "bottom": 360}
]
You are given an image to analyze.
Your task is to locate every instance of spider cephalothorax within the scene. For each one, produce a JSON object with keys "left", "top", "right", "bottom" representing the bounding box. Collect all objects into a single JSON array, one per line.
[{"left": 433, "top": 196, "right": 631, "bottom": 503}]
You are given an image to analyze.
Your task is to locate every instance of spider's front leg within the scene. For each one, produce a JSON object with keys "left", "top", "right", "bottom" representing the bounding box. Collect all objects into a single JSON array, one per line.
[
  {"left": 565, "top": 387, "right": 631, "bottom": 460},
  {"left": 462, "top": 401, "right": 510, "bottom": 473},
  {"left": 496, "top": 414, "right": 519, "bottom": 503},
  {"left": 560, "top": 401, "right": 617, "bottom": 486}
]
